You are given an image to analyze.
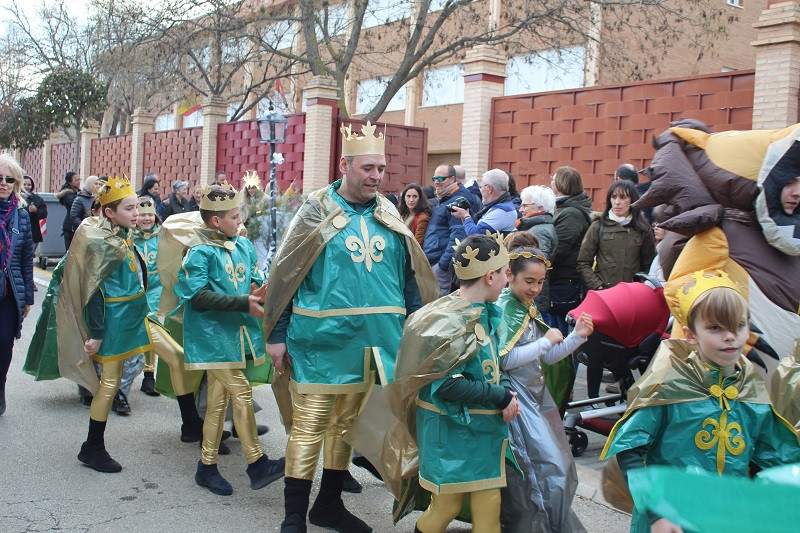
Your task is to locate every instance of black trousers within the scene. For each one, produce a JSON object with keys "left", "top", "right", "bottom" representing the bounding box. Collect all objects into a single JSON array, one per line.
[{"left": 0, "top": 289, "right": 19, "bottom": 387}]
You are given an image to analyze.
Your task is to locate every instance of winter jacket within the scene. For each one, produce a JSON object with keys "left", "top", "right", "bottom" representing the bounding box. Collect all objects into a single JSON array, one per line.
[
  {"left": 464, "top": 192, "right": 518, "bottom": 236},
  {"left": 67, "top": 190, "right": 94, "bottom": 235},
  {"left": 517, "top": 212, "right": 558, "bottom": 314},
  {"left": 576, "top": 216, "right": 656, "bottom": 290},
  {"left": 156, "top": 192, "right": 190, "bottom": 220},
  {"left": 55, "top": 184, "right": 79, "bottom": 236},
  {"left": 22, "top": 192, "right": 47, "bottom": 243},
  {"left": 551, "top": 192, "right": 592, "bottom": 285},
  {"left": 423, "top": 184, "right": 472, "bottom": 269},
  {"left": 3, "top": 205, "right": 34, "bottom": 338},
  {"left": 405, "top": 211, "right": 431, "bottom": 248}
]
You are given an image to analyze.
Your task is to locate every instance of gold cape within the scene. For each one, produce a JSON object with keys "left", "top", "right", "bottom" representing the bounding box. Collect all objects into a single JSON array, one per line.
[
  {"left": 771, "top": 340, "right": 800, "bottom": 429},
  {"left": 262, "top": 185, "right": 438, "bottom": 430},
  {"left": 55, "top": 217, "right": 138, "bottom": 393}
]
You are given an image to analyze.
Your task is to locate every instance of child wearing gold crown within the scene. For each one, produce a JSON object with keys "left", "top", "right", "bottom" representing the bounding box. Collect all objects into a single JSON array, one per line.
[
  {"left": 600, "top": 267, "right": 800, "bottom": 533},
  {"left": 388, "top": 233, "right": 520, "bottom": 533},
  {"left": 53, "top": 176, "right": 154, "bottom": 472},
  {"left": 173, "top": 183, "right": 284, "bottom": 496},
  {"left": 133, "top": 196, "right": 162, "bottom": 396}
]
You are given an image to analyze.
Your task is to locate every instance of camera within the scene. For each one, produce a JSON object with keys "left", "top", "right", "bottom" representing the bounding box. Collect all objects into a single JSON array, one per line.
[{"left": 446, "top": 197, "right": 470, "bottom": 213}]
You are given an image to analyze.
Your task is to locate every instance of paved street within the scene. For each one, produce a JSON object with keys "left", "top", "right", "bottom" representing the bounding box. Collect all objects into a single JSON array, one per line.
[{"left": 0, "top": 271, "right": 631, "bottom": 532}]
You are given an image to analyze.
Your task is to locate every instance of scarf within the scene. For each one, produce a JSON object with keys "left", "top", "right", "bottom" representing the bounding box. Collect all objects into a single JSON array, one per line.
[
  {"left": 1, "top": 195, "right": 19, "bottom": 271},
  {"left": 608, "top": 212, "right": 632, "bottom": 226}
]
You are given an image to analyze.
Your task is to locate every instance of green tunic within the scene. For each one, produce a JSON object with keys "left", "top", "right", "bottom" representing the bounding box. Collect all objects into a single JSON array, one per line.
[
  {"left": 601, "top": 341, "right": 800, "bottom": 532},
  {"left": 133, "top": 227, "right": 162, "bottom": 316},
  {"left": 286, "top": 184, "right": 407, "bottom": 392},
  {"left": 175, "top": 234, "right": 266, "bottom": 370},
  {"left": 92, "top": 233, "right": 153, "bottom": 361},
  {"left": 416, "top": 303, "right": 510, "bottom": 494}
]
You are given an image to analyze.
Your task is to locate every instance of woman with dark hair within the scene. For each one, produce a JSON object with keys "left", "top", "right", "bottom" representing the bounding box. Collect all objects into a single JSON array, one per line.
[
  {"left": 136, "top": 173, "right": 162, "bottom": 206},
  {"left": 576, "top": 179, "right": 656, "bottom": 399},
  {"left": 506, "top": 172, "right": 522, "bottom": 212},
  {"left": 0, "top": 154, "right": 34, "bottom": 416},
  {"left": 398, "top": 183, "right": 432, "bottom": 247},
  {"left": 67, "top": 175, "right": 101, "bottom": 238},
  {"left": 21, "top": 176, "right": 48, "bottom": 259},
  {"left": 55, "top": 171, "right": 81, "bottom": 249}
]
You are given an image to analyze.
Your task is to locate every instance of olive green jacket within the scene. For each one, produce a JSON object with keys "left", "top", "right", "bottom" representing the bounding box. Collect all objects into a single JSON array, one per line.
[{"left": 577, "top": 217, "right": 656, "bottom": 290}]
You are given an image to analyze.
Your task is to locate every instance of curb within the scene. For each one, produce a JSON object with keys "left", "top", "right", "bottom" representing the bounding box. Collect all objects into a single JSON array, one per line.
[
  {"left": 33, "top": 266, "right": 51, "bottom": 288},
  {"left": 575, "top": 463, "right": 630, "bottom": 515}
]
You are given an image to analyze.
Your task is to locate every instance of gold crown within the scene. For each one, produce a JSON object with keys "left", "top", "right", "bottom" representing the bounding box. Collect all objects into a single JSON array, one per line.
[
  {"left": 341, "top": 121, "right": 385, "bottom": 157},
  {"left": 200, "top": 181, "right": 240, "bottom": 211},
  {"left": 668, "top": 270, "right": 747, "bottom": 325},
  {"left": 452, "top": 232, "right": 509, "bottom": 280},
  {"left": 137, "top": 196, "right": 156, "bottom": 215},
  {"left": 242, "top": 170, "right": 261, "bottom": 190},
  {"left": 99, "top": 175, "right": 135, "bottom": 206}
]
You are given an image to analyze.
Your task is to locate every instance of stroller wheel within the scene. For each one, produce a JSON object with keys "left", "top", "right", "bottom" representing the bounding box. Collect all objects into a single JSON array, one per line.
[{"left": 568, "top": 430, "right": 589, "bottom": 457}]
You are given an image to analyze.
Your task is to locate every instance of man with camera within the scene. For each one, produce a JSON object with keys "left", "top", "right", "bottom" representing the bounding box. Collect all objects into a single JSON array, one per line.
[
  {"left": 450, "top": 168, "right": 518, "bottom": 237},
  {"left": 422, "top": 164, "right": 475, "bottom": 295}
]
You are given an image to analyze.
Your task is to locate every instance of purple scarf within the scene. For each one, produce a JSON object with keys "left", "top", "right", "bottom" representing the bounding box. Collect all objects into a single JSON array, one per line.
[{"left": 0, "top": 195, "right": 19, "bottom": 271}]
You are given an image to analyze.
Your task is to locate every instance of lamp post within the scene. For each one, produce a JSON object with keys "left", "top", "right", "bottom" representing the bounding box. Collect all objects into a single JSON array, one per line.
[{"left": 256, "top": 101, "right": 287, "bottom": 269}]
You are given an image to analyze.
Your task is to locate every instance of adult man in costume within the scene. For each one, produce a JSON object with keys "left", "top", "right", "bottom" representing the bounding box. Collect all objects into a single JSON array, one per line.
[{"left": 263, "top": 121, "right": 437, "bottom": 533}]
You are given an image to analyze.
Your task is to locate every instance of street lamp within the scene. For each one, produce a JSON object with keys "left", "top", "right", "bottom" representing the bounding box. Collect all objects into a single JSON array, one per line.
[{"left": 256, "top": 101, "right": 287, "bottom": 269}]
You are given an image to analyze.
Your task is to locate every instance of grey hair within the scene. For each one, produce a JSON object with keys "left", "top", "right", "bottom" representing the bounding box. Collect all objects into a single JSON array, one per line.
[
  {"left": 481, "top": 169, "right": 509, "bottom": 193},
  {"left": 521, "top": 185, "right": 556, "bottom": 214},
  {"left": 81, "top": 175, "right": 100, "bottom": 193}
]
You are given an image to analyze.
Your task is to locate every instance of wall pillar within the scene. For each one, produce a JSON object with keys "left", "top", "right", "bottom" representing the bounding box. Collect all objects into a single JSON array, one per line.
[
  {"left": 130, "top": 108, "right": 155, "bottom": 189},
  {"left": 460, "top": 45, "right": 507, "bottom": 183},
  {"left": 302, "top": 76, "right": 340, "bottom": 192},
  {"left": 40, "top": 133, "right": 57, "bottom": 193},
  {"left": 79, "top": 121, "right": 100, "bottom": 179},
  {"left": 199, "top": 96, "right": 228, "bottom": 184},
  {"left": 752, "top": 1, "right": 800, "bottom": 129}
]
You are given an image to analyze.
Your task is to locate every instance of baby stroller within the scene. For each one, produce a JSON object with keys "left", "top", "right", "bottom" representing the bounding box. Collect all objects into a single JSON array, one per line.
[{"left": 562, "top": 274, "right": 671, "bottom": 456}]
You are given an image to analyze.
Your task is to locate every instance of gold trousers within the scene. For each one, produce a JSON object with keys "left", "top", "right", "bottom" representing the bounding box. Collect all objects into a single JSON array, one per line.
[
  {"left": 201, "top": 368, "right": 262, "bottom": 465},
  {"left": 145, "top": 319, "right": 191, "bottom": 396},
  {"left": 417, "top": 489, "right": 501, "bottom": 533},
  {"left": 285, "top": 389, "right": 370, "bottom": 480},
  {"left": 89, "top": 360, "right": 123, "bottom": 422},
  {"left": 143, "top": 350, "right": 156, "bottom": 373}
]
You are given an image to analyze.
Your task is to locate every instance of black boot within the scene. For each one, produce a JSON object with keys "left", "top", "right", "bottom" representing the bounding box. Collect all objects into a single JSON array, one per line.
[
  {"left": 195, "top": 461, "right": 233, "bottom": 496},
  {"left": 78, "top": 419, "right": 122, "bottom": 473},
  {"left": 232, "top": 423, "right": 269, "bottom": 438},
  {"left": 0, "top": 381, "right": 6, "bottom": 416},
  {"left": 280, "top": 477, "right": 312, "bottom": 533},
  {"left": 140, "top": 372, "right": 159, "bottom": 396},
  {"left": 342, "top": 470, "right": 363, "bottom": 493},
  {"left": 178, "top": 393, "right": 230, "bottom": 442},
  {"left": 308, "top": 469, "right": 372, "bottom": 532},
  {"left": 246, "top": 454, "right": 286, "bottom": 490},
  {"left": 111, "top": 391, "right": 131, "bottom": 415},
  {"left": 78, "top": 385, "right": 93, "bottom": 406}
]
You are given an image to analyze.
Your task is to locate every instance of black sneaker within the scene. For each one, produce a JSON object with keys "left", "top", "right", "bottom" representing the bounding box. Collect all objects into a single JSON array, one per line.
[
  {"left": 78, "top": 442, "right": 122, "bottom": 473},
  {"left": 140, "top": 372, "right": 160, "bottom": 396},
  {"left": 280, "top": 514, "right": 307, "bottom": 533},
  {"left": 112, "top": 391, "right": 131, "bottom": 415},
  {"left": 195, "top": 461, "right": 233, "bottom": 496},
  {"left": 231, "top": 423, "right": 269, "bottom": 438},
  {"left": 246, "top": 455, "right": 286, "bottom": 490},
  {"left": 342, "top": 470, "right": 363, "bottom": 493},
  {"left": 308, "top": 497, "right": 372, "bottom": 533}
]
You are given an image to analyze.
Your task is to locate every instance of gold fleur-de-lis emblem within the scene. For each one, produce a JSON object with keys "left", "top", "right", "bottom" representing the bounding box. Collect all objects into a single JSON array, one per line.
[
  {"left": 225, "top": 255, "right": 247, "bottom": 290},
  {"left": 694, "top": 409, "right": 746, "bottom": 475},
  {"left": 482, "top": 359, "right": 499, "bottom": 384},
  {"left": 142, "top": 243, "right": 157, "bottom": 268},
  {"left": 345, "top": 217, "right": 385, "bottom": 272}
]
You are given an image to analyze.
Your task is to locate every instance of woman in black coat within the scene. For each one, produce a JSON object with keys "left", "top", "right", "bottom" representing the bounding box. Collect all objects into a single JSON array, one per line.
[
  {"left": 67, "top": 175, "right": 101, "bottom": 237},
  {"left": 0, "top": 154, "right": 35, "bottom": 416},
  {"left": 22, "top": 176, "right": 48, "bottom": 255},
  {"left": 55, "top": 171, "right": 80, "bottom": 249}
]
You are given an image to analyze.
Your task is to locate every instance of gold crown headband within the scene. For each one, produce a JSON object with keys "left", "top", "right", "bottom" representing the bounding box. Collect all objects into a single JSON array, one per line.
[
  {"left": 667, "top": 270, "right": 746, "bottom": 326},
  {"left": 242, "top": 170, "right": 261, "bottom": 190},
  {"left": 200, "top": 181, "right": 239, "bottom": 211},
  {"left": 99, "top": 175, "right": 136, "bottom": 206},
  {"left": 452, "top": 232, "right": 509, "bottom": 280},
  {"left": 341, "top": 121, "right": 385, "bottom": 157},
  {"left": 137, "top": 196, "right": 156, "bottom": 215},
  {"left": 508, "top": 250, "right": 552, "bottom": 270}
]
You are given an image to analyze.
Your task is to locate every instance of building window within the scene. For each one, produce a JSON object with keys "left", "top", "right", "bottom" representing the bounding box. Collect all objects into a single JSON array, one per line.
[
  {"left": 227, "top": 101, "right": 243, "bottom": 121},
  {"left": 263, "top": 20, "right": 295, "bottom": 50},
  {"left": 316, "top": 2, "right": 348, "bottom": 39},
  {"left": 155, "top": 114, "right": 175, "bottom": 131},
  {"left": 222, "top": 38, "right": 247, "bottom": 64},
  {"left": 363, "top": 0, "right": 412, "bottom": 29},
  {"left": 422, "top": 64, "right": 464, "bottom": 106},
  {"left": 429, "top": 0, "right": 449, "bottom": 13},
  {"left": 504, "top": 46, "right": 585, "bottom": 96},
  {"left": 726, "top": 0, "right": 742, "bottom": 8},
  {"left": 258, "top": 89, "right": 295, "bottom": 116},
  {"left": 356, "top": 76, "right": 406, "bottom": 114},
  {"left": 184, "top": 112, "right": 204, "bottom": 128}
]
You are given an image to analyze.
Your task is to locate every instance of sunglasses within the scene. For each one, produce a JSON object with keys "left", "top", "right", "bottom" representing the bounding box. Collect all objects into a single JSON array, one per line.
[
  {"left": 432, "top": 176, "right": 450, "bottom": 183},
  {"left": 2, "top": 176, "right": 16, "bottom": 184}
]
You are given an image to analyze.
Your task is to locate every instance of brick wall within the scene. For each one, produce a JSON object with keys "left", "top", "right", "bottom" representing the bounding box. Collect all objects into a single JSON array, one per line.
[
  {"left": 490, "top": 70, "right": 755, "bottom": 209},
  {"left": 216, "top": 114, "right": 305, "bottom": 191},
  {"left": 50, "top": 142, "right": 78, "bottom": 192},
  {"left": 23, "top": 148, "right": 43, "bottom": 187},
  {"left": 91, "top": 134, "right": 132, "bottom": 179},
  {"left": 142, "top": 127, "right": 203, "bottom": 193}
]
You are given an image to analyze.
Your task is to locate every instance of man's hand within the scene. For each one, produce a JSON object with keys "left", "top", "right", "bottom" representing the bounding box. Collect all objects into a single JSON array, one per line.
[
  {"left": 28, "top": 204, "right": 37, "bottom": 213},
  {"left": 574, "top": 313, "right": 594, "bottom": 338},
  {"left": 651, "top": 518, "right": 683, "bottom": 533},
  {"left": 544, "top": 328, "right": 564, "bottom": 345},
  {"left": 449, "top": 206, "right": 469, "bottom": 220},
  {"left": 502, "top": 392, "right": 521, "bottom": 421},
  {"left": 84, "top": 338, "right": 102, "bottom": 355},
  {"left": 247, "top": 283, "right": 266, "bottom": 318},
  {"left": 266, "top": 342, "right": 289, "bottom": 373}
]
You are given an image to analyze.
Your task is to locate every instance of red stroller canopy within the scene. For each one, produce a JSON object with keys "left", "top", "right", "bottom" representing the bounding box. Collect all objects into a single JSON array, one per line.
[{"left": 567, "top": 282, "right": 670, "bottom": 348}]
